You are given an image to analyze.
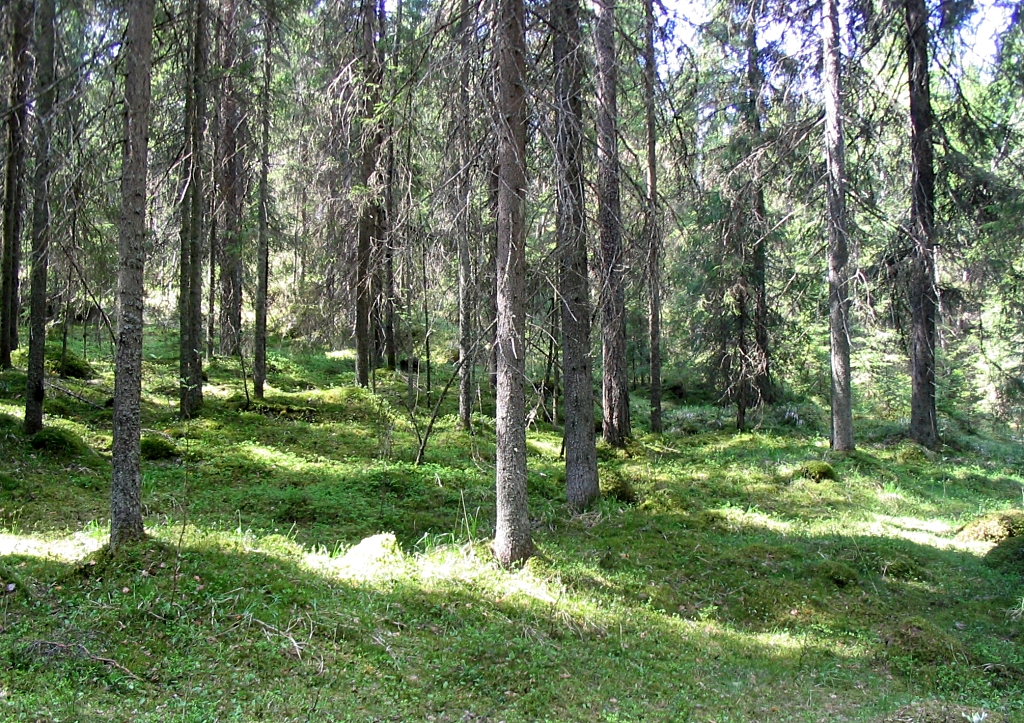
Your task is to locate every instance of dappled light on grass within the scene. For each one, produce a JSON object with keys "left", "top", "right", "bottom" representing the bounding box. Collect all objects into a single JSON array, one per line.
[
  {"left": 0, "top": 529, "right": 105, "bottom": 561},
  {"left": 4, "top": 342, "right": 1024, "bottom": 721}
]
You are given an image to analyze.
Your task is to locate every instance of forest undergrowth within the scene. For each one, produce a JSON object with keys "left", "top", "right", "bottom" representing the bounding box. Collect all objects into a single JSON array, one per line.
[{"left": 1, "top": 334, "right": 1023, "bottom": 723}]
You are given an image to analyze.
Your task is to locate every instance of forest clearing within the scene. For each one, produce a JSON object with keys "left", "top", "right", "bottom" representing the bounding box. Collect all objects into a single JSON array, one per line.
[{"left": 1, "top": 338, "right": 1023, "bottom": 722}]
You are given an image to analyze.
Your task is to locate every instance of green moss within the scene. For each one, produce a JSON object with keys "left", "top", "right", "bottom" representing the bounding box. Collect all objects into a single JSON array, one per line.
[
  {"left": 29, "top": 426, "right": 92, "bottom": 458},
  {"left": 0, "top": 369, "right": 27, "bottom": 398},
  {"left": 46, "top": 348, "right": 95, "bottom": 380},
  {"left": 896, "top": 442, "right": 935, "bottom": 465},
  {"left": 795, "top": 460, "right": 838, "bottom": 482},
  {"left": 598, "top": 467, "right": 637, "bottom": 504},
  {"left": 140, "top": 435, "right": 178, "bottom": 461},
  {"left": 985, "top": 536, "right": 1024, "bottom": 574},
  {"left": 686, "top": 509, "right": 727, "bottom": 530},
  {"left": 884, "top": 616, "right": 966, "bottom": 666},
  {"left": 957, "top": 510, "right": 1024, "bottom": 542},
  {"left": 815, "top": 560, "right": 859, "bottom": 587},
  {"left": 0, "top": 472, "right": 21, "bottom": 491}
]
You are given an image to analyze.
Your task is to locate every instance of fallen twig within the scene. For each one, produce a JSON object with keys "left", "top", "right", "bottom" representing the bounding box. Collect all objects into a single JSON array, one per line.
[
  {"left": 33, "top": 640, "right": 143, "bottom": 681},
  {"left": 46, "top": 381, "right": 106, "bottom": 409}
]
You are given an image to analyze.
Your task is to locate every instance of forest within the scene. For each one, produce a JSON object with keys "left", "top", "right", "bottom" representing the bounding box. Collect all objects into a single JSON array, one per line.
[{"left": 1, "top": 0, "right": 1024, "bottom": 719}]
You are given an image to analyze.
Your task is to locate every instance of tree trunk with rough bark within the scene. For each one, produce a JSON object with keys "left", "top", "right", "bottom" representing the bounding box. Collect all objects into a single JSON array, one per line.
[
  {"left": 456, "top": 0, "right": 474, "bottom": 432},
  {"left": 906, "top": 0, "right": 937, "bottom": 448},
  {"left": 25, "top": 0, "right": 57, "bottom": 435},
  {"left": 1, "top": 0, "right": 30, "bottom": 368},
  {"left": 595, "top": 0, "right": 629, "bottom": 447},
  {"left": 355, "top": 0, "right": 383, "bottom": 388},
  {"left": 218, "top": 0, "right": 243, "bottom": 358},
  {"left": 743, "top": 14, "right": 771, "bottom": 405},
  {"left": 180, "top": 0, "right": 207, "bottom": 417},
  {"left": 111, "top": 0, "right": 156, "bottom": 551},
  {"left": 643, "top": 0, "right": 662, "bottom": 434},
  {"left": 493, "top": 0, "right": 532, "bottom": 567},
  {"left": 254, "top": 4, "right": 273, "bottom": 399},
  {"left": 824, "top": 0, "right": 854, "bottom": 451},
  {"left": 553, "top": 0, "right": 599, "bottom": 511}
]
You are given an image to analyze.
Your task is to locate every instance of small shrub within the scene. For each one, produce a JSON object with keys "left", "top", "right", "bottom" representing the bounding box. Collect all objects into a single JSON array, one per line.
[
  {"left": 140, "top": 435, "right": 178, "bottom": 461},
  {"left": 29, "top": 426, "right": 91, "bottom": 458},
  {"left": 795, "top": 460, "right": 838, "bottom": 483},
  {"left": 957, "top": 510, "right": 1024, "bottom": 543},
  {"left": 599, "top": 467, "right": 637, "bottom": 504},
  {"left": 0, "top": 472, "right": 21, "bottom": 491},
  {"left": 0, "top": 412, "right": 20, "bottom": 431},
  {"left": 816, "top": 560, "right": 859, "bottom": 587}
]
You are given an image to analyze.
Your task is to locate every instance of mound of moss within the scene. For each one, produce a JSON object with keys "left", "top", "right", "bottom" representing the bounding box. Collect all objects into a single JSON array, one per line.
[
  {"left": 0, "top": 411, "right": 21, "bottom": 432},
  {"left": 815, "top": 560, "right": 859, "bottom": 587},
  {"left": 985, "top": 536, "right": 1024, "bottom": 575},
  {"left": 29, "top": 426, "right": 93, "bottom": 458},
  {"left": 883, "top": 616, "right": 966, "bottom": 666},
  {"left": 0, "top": 472, "right": 21, "bottom": 491},
  {"left": 957, "top": 510, "right": 1024, "bottom": 542},
  {"left": 599, "top": 467, "right": 637, "bottom": 504},
  {"left": 795, "top": 460, "right": 838, "bottom": 483},
  {"left": 46, "top": 348, "right": 94, "bottom": 380},
  {"left": 141, "top": 435, "right": 178, "bottom": 461}
]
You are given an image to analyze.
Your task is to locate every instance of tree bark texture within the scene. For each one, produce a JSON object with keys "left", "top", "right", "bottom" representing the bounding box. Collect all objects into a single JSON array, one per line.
[
  {"left": 218, "top": 0, "right": 243, "bottom": 358},
  {"left": 824, "top": 0, "right": 854, "bottom": 451},
  {"left": 1, "top": 0, "right": 30, "bottom": 368},
  {"left": 595, "top": 0, "right": 630, "bottom": 447},
  {"left": 553, "top": 0, "right": 599, "bottom": 511},
  {"left": 254, "top": 4, "right": 273, "bottom": 399},
  {"left": 906, "top": 0, "right": 938, "bottom": 448},
  {"left": 25, "top": 0, "right": 57, "bottom": 435},
  {"left": 355, "top": 0, "right": 384, "bottom": 388},
  {"left": 179, "top": 0, "right": 207, "bottom": 417},
  {"left": 744, "top": 14, "right": 771, "bottom": 405},
  {"left": 493, "top": 0, "right": 532, "bottom": 567},
  {"left": 457, "top": 0, "right": 474, "bottom": 432},
  {"left": 111, "top": 0, "right": 156, "bottom": 551},
  {"left": 643, "top": 0, "right": 662, "bottom": 434}
]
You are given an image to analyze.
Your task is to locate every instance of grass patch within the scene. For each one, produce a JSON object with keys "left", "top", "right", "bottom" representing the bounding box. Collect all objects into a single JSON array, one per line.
[{"left": 1, "top": 331, "right": 1023, "bottom": 722}]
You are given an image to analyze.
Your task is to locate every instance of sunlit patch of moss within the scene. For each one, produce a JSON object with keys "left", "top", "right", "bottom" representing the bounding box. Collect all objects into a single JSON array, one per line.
[{"left": 957, "top": 509, "right": 1024, "bottom": 542}]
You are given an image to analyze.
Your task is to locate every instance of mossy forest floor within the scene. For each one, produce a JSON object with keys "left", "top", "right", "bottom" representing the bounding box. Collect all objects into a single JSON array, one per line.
[{"left": 1, "top": 334, "right": 1023, "bottom": 722}]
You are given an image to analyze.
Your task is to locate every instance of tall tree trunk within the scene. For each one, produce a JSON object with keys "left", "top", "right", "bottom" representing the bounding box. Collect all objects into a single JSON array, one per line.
[
  {"left": 254, "top": 4, "right": 273, "bottom": 399},
  {"left": 180, "top": 0, "right": 207, "bottom": 417},
  {"left": 824, "top": 0, "right": 854, "bottom": 450},
  {"left": 743, "top": 12, "right": 771, "bottom": 405},
  {"left": 456, "top": 0, "right": 474, "bottom": 431},
  {"left": 493, "top": 0, "right": 532, "bottom": 567},
  {"left": 643, "top": 0, "right": 662, "bottom": 434},
  {"left": 553, "top": 0, "right": 598, "bottom": 511},
  {"left": 383, "top": 145, "right": 397, "bottom": 370},
  {"left": 111, "top": 0, "right": 156, "bottom": 551},
  {"left": 1, "top": 0, "right": 30, "bottom": 368},
  {"left": 25, "top": 0, "right": 57, "bottom": 435},
  {"left": 906, "top": 0, "right": 937, "bottom": 447},
  {"left": 595, "top": 0, "right": 630, "bottom": 447},
  {"left": 381, "top": 0, "right": 402, "bottom": 373},
  {"left": 218, "top": 0, "right": 243, "bottom": 357},
  {"left": 355, "top": 0, "right": 383, "bottom": 388}
]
